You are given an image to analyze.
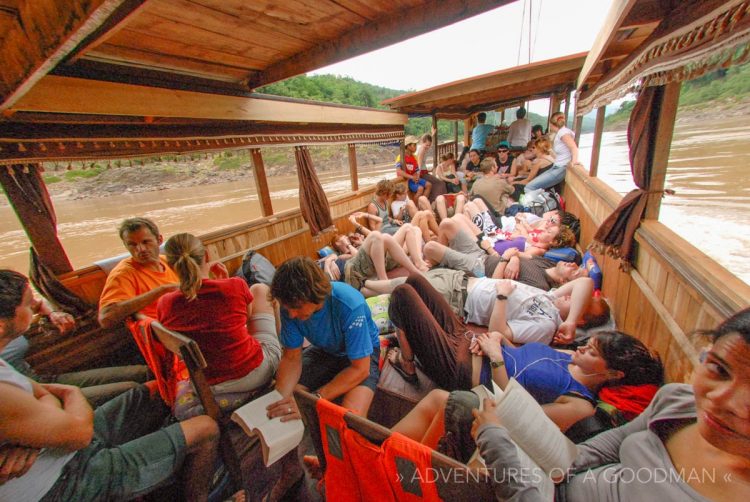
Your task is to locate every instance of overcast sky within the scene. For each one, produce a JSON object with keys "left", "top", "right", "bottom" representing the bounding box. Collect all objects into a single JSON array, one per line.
[{"left": 309, "top": 0, "right": 614, "bottom": 115}]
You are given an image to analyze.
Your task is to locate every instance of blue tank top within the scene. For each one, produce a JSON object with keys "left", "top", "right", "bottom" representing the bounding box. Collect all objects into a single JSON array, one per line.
[{"left": 480, "top": 343, "right": 595, "bottom": 404}]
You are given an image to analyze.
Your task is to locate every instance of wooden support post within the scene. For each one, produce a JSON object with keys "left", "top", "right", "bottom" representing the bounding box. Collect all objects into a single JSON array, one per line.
[
  {"left": 589, "top": 105, "right": 606, "bottom": 177},
  {"left": 347, "top": 143, "right": 358, "bottom": 192},
  {"left": 454, "top": 120, "right": 459, "bottom": 156},
  {"left": 0, "top": 165, "right": 73, "bottom": 274},
  {"left": 563, "top": 89, "right": 571, "bottom": 122},
  {"left": 432, "top": 115, "right": 438, "bottom": 170},
  {"left": 574, "top": 115, "right": 583, "bottom": 144},
  {"left": 550, "top": 93, "right": 562, "bottom": 114},
  {"left": 463, "top": 118, "right": 472, "bottom": 149},
  {"left": 250, "top": 148, "right": 273, "bottom": 217},
  {"left": 644, "top": 82, "right": 681, "bottom": 220},
  {"left": 500, "top": 109, "right": 505, "bottom": 124}
]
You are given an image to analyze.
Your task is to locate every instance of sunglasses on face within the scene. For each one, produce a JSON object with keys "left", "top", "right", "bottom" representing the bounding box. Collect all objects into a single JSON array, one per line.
[{"left": 498, "top": 148, "right": 508, "bottom": 152}]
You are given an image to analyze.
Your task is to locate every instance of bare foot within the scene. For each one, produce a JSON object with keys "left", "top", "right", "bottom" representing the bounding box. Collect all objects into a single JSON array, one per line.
[
  {"left": 226, "top": 489, "right": 246, "bottom": 502},
  {"left": 415, "top": 260, "right": 430, "bottom": 273}
]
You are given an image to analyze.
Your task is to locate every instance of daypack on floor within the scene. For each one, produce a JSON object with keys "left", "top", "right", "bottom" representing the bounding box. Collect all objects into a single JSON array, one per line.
[{"left": 235, "top": 250, "right": 275, "bottom": 286}]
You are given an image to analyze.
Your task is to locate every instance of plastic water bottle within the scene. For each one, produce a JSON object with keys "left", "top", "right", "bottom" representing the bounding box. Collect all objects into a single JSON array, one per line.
[{"left": 471, "top": 258, "right": 486, "bottom": 278}]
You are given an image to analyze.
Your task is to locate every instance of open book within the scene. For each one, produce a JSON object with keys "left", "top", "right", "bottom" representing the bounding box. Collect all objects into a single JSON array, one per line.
[
  {"left": 469, "top": 379, "right": 578, "bottom": 500},
  {"left": 230, "top": 390, "right": 305, "bottom": 467}
]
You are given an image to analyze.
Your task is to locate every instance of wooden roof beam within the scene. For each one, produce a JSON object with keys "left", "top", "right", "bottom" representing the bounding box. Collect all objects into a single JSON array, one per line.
[
  {"left": 246, "top": 0, "right": 515, "bottom": 89},
  {"left": 10, "top": 75, "right": 408, "bottom": 125},
  {"left": 577, "top": 0, "right": 639, "bottom": 89},
  {"left": 0, "top": 0, "right": 136, "bottom": 110}
]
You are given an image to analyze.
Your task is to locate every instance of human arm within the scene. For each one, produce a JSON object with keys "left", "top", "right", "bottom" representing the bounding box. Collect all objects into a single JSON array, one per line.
[
  {"left": 551, "top": 277, "right": 594, "bottom": 345},
  {"left": 360, "top": 208, "right": 383, "bottom": 233},
  {"left": 503, "top": 255, "right": 520, "bottom": 280},
  {"left": 560, "top": 134, "right": 580, "bottom": 166},
  {"left": 267, "top": 346, "right": 303, "bottom": 421},
  {"left": 487, "top": 280, "right": 515, "bottom": 339},
  {"left": 98, "top": 283, "right": 178, "bottom": 328},
  {"left": 474, "top": 332, "right": 510, "bottom": 390},
  {"left": 0, "top": 382, "right": 93, "bottom": 451},
  {"left": 323, "top": 255, "right": 342, "bottom": 281},
  {"left": 209, "top": 261, "right": 229, "bottom": 279},
  {"left": 31, "top": 297, "right": 75, "bottom": 334},
  {"left": 541, "top": 395, "right": 595, "bottom": 432},
  {"left": 316, "top": 356, "right": 370, "bottom": 402},
  {"left": 472, "top": 400, "right": 547, "bottom": 502}
]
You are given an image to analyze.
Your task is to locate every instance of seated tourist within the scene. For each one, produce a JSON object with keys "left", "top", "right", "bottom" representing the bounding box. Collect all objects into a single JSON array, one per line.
[
  {"left": 507, "top": 140, "right": 536, "bottom": 182},
  {"left": 1, "top": 293, "right": 148, "bottom": 407},
  {"left": 512, "top": 137, "right": 555, "bottom": 200},
  {"left": 157, "top": 233, "right": 281, "bottom": 403},
  {"left": 358, "top": 180, "right": 402, "bottom": 236},
  {"left": 434, "top": 152, "right": 466, "bottom": 193},
  {"left": 469, "top": 158, "right": 515, "bottom": 216},
  {"left": 472, "top": 307, "right": 750, "bottom": 501},
  {"left": 391, "top": 330, "right": 663, "bottom": 438},
  {"left": 396, "top": 137, "right": 431, "bottom": 199},
  {"left": 266, "top": 257, "right": 381, "bottom": 420},
  {"left": 390, "top": 184, "right": 440, "bottom": 240},
  {"left": 326, "top": 227, "right": 427, "bottom": 290},
  {"left": 0, "top": 269, "right": 220, "bottom": 501}
]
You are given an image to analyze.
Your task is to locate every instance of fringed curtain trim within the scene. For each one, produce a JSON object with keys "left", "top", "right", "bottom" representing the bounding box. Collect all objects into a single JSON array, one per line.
[{"left": 578, "top": 0, "right": 750, "bottom": 115}]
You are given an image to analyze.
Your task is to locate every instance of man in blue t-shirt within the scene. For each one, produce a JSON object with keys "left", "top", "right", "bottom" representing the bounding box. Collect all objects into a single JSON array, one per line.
[
  {"left": 267, "top": 257, "right": 380, "bottom": 420},
  {"left": 471, "top": 112, "right": 496, "bottom": 153}
]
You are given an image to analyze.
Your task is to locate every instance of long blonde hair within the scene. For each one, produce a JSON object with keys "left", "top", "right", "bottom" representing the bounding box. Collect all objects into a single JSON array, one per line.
[{"left": 165, "top": 233, "right": 205, "bottom": 301}]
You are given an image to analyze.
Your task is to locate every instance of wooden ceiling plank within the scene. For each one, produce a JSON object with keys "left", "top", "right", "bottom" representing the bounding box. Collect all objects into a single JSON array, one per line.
[
  {"left": 85, "top": 45, "right": 252, "bottom": 81},
  {"left": 1, "top": 0, "right": 132, "bottom": 110},
  {"left": 248, "top": 0, "right": 515, "bottom": 88},
  {"left": 10, "top": 75, "right": 408, "bottom": 126},
  {"left": 100, "top": 28, "right": 276, "bottom": 69},
  {"left": 141, "top": 1, "right": 329, "bottom": 52},
  {"left": 65, "top": 0, "right": 150, "bottom": 64}
]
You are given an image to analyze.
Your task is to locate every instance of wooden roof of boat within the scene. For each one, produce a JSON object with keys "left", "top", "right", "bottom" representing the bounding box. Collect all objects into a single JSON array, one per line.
[
  {"left": 381, "top": 52, "right": 587, "bottom": 118},
  {"left": 0, "top": 0, "right": 513, "bottom": 113},
  {"left": 576, "top": 0, "right": 750, "bottom": 115},
  {"left": 0, "top": 0, "right": 518, "bottom": 161}
]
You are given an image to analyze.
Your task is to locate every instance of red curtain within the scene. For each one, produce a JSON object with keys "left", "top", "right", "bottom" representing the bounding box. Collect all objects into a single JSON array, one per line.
[
  {"left": 592, "top": 85, "right": 663, "bottom": 268},
  {"left": 295, "top": 146, "right": 333, "bottom": 235}
]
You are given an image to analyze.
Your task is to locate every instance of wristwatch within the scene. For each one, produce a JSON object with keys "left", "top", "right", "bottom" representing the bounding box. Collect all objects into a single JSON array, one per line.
[
  {"left": 490, "top": 359, "right": 505, "bottom": 369},
  {"left": 496, "top": 294, "right": 508, "bottom": 301}
]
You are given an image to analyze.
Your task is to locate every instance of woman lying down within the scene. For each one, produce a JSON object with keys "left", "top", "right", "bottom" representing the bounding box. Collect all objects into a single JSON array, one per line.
[{"left": 392, "top": 308, "right": 750, "bottom": 501}]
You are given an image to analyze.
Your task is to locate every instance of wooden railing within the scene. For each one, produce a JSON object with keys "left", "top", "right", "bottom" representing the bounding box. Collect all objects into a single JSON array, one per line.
[
  {"left": 564, "top": 165, "right": 750, "bottom": 383},
  {"left": 28, "top": 183, "right": 382, "bottom": 373},
  {"left": 436, "top": 140, "right": 458, "bottom": 159}
]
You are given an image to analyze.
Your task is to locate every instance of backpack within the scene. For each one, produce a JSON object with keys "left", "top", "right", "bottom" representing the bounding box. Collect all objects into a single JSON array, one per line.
[
  {"left": 524, "top": 189, "right": 560, "bottom": 217},
  {"left": 235, "top": 250, "right": 275, "bottom": 286}
]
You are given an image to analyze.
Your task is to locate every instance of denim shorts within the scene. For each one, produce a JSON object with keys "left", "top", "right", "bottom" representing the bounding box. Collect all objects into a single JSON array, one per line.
[
  {"left": 408, "top": 178, "right": 427, "bottom": 192},
  {"left": 298, "top": 345, "right": 380, "bottom": 392}
]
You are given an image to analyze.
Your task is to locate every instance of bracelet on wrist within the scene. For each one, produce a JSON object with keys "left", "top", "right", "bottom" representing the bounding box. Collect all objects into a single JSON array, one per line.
[
  {"left": 490, "top": 358, "right": 505, "bottom": 369},
  {"left": 496, "top": 294, "right": 508, "bottom": 301}
]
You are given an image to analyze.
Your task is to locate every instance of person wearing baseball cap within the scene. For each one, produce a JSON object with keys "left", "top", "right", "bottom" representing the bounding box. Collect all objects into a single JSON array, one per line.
[{"left": 396, "top": 135, "right": 431, "bottom": 199}]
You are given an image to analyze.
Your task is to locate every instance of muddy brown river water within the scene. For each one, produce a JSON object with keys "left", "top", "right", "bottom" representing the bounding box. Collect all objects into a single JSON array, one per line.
[{"left": 1, "top": 116, "right": 749, "bottom": 285}]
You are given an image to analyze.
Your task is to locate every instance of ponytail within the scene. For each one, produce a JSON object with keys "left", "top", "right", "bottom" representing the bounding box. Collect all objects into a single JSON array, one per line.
[{"left": 165, "top": 233, "right": 205, "bottom": 301}]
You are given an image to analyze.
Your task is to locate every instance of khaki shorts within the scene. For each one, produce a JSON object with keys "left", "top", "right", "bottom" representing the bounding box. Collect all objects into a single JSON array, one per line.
[
  {"left": 439, "top": 229, "right": 486, "bottom": 274},
  {"left": 425, "top": 268, "right": 468, "bottom": 317},
  {"left": 345, "top": 248, "right": 398, "bottom": 290}
]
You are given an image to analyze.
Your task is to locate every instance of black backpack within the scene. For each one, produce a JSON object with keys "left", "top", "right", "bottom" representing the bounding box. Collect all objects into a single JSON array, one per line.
[{"left": 235, "top": 250, "right": 275, "bottom": 286}]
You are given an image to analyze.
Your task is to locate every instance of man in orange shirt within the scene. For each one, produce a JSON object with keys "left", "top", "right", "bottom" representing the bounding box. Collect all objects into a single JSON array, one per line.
[{"left": 98, "top": 217, "right": 218, "bottom": 329}]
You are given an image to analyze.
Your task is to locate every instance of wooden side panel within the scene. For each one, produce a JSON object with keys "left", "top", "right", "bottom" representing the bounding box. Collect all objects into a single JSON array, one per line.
[{"left": 562, "top": 165, "right": 750, "bottom": 383}]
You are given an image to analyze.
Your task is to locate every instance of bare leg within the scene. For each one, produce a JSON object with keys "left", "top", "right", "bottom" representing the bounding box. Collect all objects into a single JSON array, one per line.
[
  {"left": 417, "top": 195, "right": 432, "bottom": 211},
  {"left": 391, "top": 389, "right": 450, "bottom": 445},
  {"left": 342, "top": 386, "right": 375, "bottom": 416},
  {"left": 422, "top": 240, "right": 448, "bottom": 267},
  {"left": 411, "top": 212, "right": 432, "bottom": 242},
  {"left": 405, "top": 198, "right": 419, "bottom": 218},
  {"left": 435, "top": 195, "right": 448, "bottom": 221},
  {"left": 248, "top": 283, "right": 274, "bottom": 316},
  {"left": 455, "top": 193, "right": 466, "bottom": 214},
  {"left": 362, "top": 277, "right": 407, "bottom": 296},
  {"left": 180, "top": 415, "right": 220, "bottom": 502},
  {"left": 382, "top": 234, "right": 426, "bottom": 274},
  {"left": 361, "top": 232, "right": 389, "bottom": 279}
]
